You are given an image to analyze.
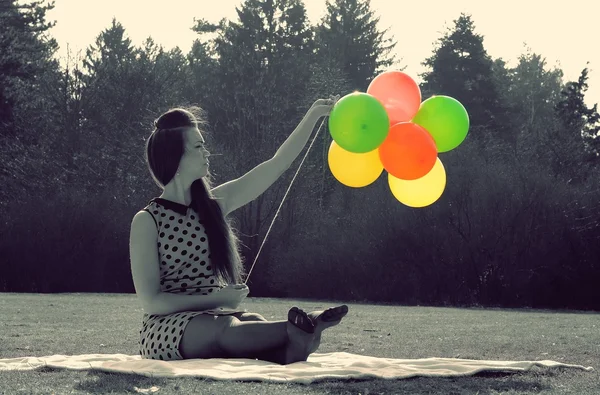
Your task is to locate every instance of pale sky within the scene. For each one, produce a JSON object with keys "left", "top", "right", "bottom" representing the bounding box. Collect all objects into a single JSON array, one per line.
[{"left": 47, "top": 0, "right": 599, "bottom": 107}]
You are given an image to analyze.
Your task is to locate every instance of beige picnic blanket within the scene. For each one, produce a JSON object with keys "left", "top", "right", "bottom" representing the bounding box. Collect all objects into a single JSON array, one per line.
[{"left": 0, "top": 352, "right": 593, "bottom": 384}]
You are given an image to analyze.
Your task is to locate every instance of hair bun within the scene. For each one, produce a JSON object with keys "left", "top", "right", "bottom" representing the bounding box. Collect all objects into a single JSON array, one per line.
[{"left": 154, "top": 108, "right": 197, "bottom": 131}]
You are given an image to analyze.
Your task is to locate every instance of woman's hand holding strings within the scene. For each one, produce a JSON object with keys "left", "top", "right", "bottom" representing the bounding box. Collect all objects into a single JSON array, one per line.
[
  {"left": 217, "top": 283, "right": 250, "bottom": 309},
  {"left": 308, "top": 95, "right": 340, "bottom": 119}
]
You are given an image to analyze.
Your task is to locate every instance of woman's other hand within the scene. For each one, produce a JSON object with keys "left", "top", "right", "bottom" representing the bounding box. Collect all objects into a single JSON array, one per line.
[{"left": 217, "top": 283, "right": 249, "bottom": 309}]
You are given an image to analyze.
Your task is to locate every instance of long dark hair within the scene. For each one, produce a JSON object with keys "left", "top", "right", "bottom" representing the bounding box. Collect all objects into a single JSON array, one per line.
[{"left": 144, "top": 107, "right": 245, "bottom": 284}]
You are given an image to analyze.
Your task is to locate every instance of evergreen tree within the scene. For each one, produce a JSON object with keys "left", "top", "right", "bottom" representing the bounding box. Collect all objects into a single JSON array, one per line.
[
  {"left": 191, "top": 0, "right": 315, "bottom": 260},
  {"left": 184, "top": 37, "right": 219, "bottom": 110},
  {"left": 421, "top": 14, "right": 510, "bottom": 148},
  {"left": 219, "top": 0, "right": 312, "bottom": 142},
  {"left": 499, "top": 50, "right": 564, "bottom": 160},
  {"left": 0, "top": 0, "right": 63, "bottom": 209},
  {"left": 551, "top": 67, "right": 600, "bottom": 178},
  {"left": 76, "top": 19, "right": 190, "bottom": 194},
  {"left": 80, "top": 19, "right": 136, "bottom": 129},
  {"left": 0, "top": 0, "right": 58, "bottom": 139},
  {"left": 315, "top": 0, "right": 396, "bottom": 91}
]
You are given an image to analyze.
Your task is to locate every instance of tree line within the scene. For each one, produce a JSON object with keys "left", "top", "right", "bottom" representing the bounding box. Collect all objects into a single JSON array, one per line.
[{"left": 1, "top": 0, "right": 599, "bottom": 310}]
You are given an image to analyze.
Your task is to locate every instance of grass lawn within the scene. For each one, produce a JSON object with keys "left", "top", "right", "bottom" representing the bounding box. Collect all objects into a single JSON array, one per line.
[{"left": 0, "top": 293, "right": 598, "bottom": 394}]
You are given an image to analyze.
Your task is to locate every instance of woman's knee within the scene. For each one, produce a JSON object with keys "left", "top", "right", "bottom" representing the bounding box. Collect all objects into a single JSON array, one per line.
[
  {"left": 237, "top": 312, "right": 267, "bottom": 322},
  {"left": 215, "top": 315, "right": 242, "bottom": 338},
  {"left": 220, "top": 315, "right": 241, "bottom": 328}
]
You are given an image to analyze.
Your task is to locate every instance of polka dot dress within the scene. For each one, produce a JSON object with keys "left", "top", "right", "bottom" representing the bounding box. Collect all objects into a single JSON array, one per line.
[{"left": 137, "top": 197, "right": 246, "bottom": 361}]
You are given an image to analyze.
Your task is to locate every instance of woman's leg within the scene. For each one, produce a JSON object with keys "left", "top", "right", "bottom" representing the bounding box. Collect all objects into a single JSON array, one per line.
[
  {"left": 233, "top": 313, "right": 289, "bottom": 364},
  {"left": 306, "top": 305, "right": 349, "bottom": 353},
  {"left": 218, "top": 316, "right": 317, "bottom": 364},
  {"left": 234, "top": 312, "right": 268, "bottom": 322},
  {"left": 179, "top": 307, "right": 348, "bottom": 364},
  {"left": 224, "top": 306, "right": 350, "bottom": 361},
  {"left": 216, "top": 317, "right": 288, "bottom": 357},
  {"left": 179, "top": 313, "right": 311, "bottom": 364}
]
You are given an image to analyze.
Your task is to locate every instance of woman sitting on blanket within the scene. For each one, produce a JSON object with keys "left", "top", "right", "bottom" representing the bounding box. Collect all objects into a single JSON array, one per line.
[{"left": 129, "top": 100, "right": 348, "bottom": 364}]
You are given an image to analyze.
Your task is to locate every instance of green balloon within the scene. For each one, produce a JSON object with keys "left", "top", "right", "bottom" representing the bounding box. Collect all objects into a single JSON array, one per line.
[
  {"left": 412, "top": 96, "right": 469, "bottom": 152},
  {"left": 328, "top": 92, "right": 390, "bottom": 153}
]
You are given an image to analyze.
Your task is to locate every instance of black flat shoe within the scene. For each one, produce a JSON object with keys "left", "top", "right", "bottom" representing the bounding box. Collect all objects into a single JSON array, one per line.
[
  {"left": 288, "top": 306, "right": 315, "bottom": 334},
  {"left": 321, "top": 305, "right": 349, "bottom": 322}
]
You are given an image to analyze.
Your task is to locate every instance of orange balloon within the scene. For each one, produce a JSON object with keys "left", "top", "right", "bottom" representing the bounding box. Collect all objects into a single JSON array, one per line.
[
  {"left": 367, "top": 71, "right": 422, "bottom": 125},
  {"left": 378, "top": 122, "right": 437, "bottom": 180}
]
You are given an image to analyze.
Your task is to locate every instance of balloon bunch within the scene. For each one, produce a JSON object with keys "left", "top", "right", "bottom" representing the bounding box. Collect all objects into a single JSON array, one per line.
[{"left": 327, "top": 71, "right": 470, "bottom": 207}]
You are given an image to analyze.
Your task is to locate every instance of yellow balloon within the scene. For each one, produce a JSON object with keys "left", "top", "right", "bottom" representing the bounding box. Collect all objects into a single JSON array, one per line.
[
  {"left": 388, "top": 157, "right": 446, "bottom": 207},
  {"left": 328, "top": 140, "right": 384, "bottom": 187}
]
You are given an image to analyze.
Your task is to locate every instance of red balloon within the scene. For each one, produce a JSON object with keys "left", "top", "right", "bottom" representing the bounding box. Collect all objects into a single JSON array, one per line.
[
  {"left": 378, "top": 123, "right": 437, "bottom": 180},
  {"left": 367, "top": 71, "right": 421, "bottom": 125}
]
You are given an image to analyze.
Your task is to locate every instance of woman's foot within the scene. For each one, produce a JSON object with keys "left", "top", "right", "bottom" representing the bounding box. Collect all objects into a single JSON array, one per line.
[
  {"left": 306, "top": 305, "right": 349, "bottom": 353},
  {"left": 288, "top": 306, "right": 315, "bottom": 333},
  {"left": 284, "top": 307, "right": 315, "bottom": 364},
  {"left": 307, "top": 305, "right": 348, "bottom": 332}
]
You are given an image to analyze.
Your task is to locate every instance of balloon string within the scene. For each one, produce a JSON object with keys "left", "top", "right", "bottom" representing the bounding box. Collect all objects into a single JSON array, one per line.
[{"left": 243, "top": 117, "right": 327, "bottom": 285}]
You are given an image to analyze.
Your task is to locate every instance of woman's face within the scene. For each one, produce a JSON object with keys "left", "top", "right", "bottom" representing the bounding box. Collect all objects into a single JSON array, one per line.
[{"left": 178, "top": 127, "right": 210, "bottom": 179}]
